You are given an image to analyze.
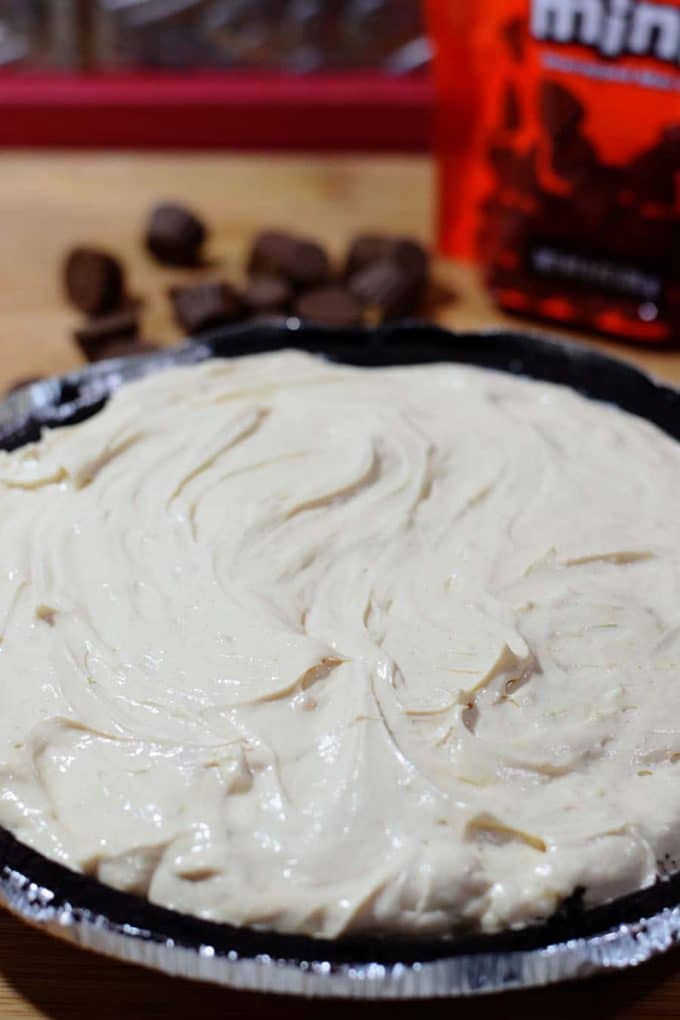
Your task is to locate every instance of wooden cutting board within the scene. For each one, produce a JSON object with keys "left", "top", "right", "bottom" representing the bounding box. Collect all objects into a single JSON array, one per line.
[{"left": 0, "top": 152, "right": 678, "bottom": 1019}]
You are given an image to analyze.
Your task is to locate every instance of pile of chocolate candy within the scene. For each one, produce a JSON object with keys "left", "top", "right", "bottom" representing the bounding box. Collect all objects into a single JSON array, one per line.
[{"left": 63, "top": 202, "right": 431, "bottom": 364}]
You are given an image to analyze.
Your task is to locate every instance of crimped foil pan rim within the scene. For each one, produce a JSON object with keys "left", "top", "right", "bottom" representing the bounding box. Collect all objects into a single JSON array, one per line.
[
  {"left": 1, "top": 320, "right": 680, "bottom": 998},
  {"left": 2, "top": 831, "right": 680, "bottom": 999},
  {"left": 3, "top": 881, "right": 680, "bottom": 999}
]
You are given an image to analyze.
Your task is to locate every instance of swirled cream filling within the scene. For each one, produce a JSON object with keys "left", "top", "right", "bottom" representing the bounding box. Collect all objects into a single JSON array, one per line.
[{"left": 0, "top": 349, "right": 679, "bottom": 937}]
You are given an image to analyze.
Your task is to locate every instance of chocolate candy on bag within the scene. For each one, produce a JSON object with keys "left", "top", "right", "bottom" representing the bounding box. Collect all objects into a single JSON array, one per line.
[
  {"left": 501, "top": 15, "right": 525, "bottom": 62},
  {"left": 538, "top": 81, "right": 584, "bottom": 139},
  {"left": 501, "top": 84, "right": 522, "bottom": 132},
  {"left": 427, "top": 0, "right": 680, "bottom": 342}
]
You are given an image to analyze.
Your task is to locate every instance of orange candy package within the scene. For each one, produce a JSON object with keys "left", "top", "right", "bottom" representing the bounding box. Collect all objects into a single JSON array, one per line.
[{"left": 426, "top": 0, "right": 680, "bottom": 341}]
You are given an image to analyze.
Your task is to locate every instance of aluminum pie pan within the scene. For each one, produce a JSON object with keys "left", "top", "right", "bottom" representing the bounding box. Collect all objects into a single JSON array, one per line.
[{"left": 1, "top": 320, "right": 680, "bottom": 998}]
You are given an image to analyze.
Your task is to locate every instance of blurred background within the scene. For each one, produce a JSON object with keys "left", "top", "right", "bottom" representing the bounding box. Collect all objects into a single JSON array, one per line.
[
  {"left": 0, "top": 0, "right": 428, "bottom": 73},
  {"left": 0, "top": 0, "right": 675, "bottom": 382},
  {"left": 0, "top": 0, "right": 432, "bottom": 148}
]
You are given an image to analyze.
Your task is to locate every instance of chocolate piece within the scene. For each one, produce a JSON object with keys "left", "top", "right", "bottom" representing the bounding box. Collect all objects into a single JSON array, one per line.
[
  {"left": 145, "top": 202, "right": 206, "bottom": 266},
  {"left": 539, "top": 82, "right": 585, "bottom": 139},
  {"left": 348, "top": 260, "right": 424, "bottom": 321},
  {"left": 344, "top": 234, "right": 429, "bottom": 283},
  {"left": 243, "top": 274, "right": 292, "bottom": 314},
  {"left": 501, "top": 84, "right": 521, "bottom": 132},
  {"left": 344, "top": 235, "right": 394, "bottom": 277},
  {"left": 294, "top": 286, "right": 363, "bottom": 328},
  {"left": 389, "top": 238, "right": 429, "bottom": 283},
  {"left": 64, "top": 248, "right": 124, "bottom": 315},
  {"left": 169, "top": 280, "right": 243, "bottom": 334},
  {"left": 73, "top": 307, "right": 139, "bottom": 360},
  {"left": 246, "top": 312, "right": 289, "bottom": 327},
  {"left": 86, "top": 340, "right": 160, "bottom": 364},
  {"left": 74, "top": 307, "right": 138, "bottom": 343},
  {"left": 248, "top": 231, "right": 330, "bottom": 289},
  {"left": 5, "top": 376, "right": 43, "bottom": 396}
]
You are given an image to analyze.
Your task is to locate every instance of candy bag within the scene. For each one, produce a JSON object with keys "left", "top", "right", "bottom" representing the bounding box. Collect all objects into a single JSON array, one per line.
[{"left": 426, "top": 0, "right": 680, "bottom": 341}]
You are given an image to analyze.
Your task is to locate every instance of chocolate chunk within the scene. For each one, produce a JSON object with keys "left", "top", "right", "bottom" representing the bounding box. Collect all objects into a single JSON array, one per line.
[
  {"left": 539, "top": 82, "right": 585, "bottom": 139},
  {"left": 86, "top": 340, "right": 160, "bottom": 364},
  {"left": 248, "top": 231, "right": 330, "bottom": 289},
  {"left": 501, "top": 16, "right": 525, "bottom": 61},
  {"left": 245, "top": 312, "right": 289, "bottom": 327},
  {"left": 74, "top": 307, "right": 138, "bottom": 343},
  {"left": 501, "top": 84, "right": 521, "bottom": 132},
  {"left": 344, "top": 235, "right": 394, "bottom": 277},
  {"left": 348, "top": 260, "right": 424, "bottom": 322},
  {"left": 64, "top": 247, "right": 124, "bottom": 315},
  {"left": 169, "top": 280, "right": 243, "bottom": 334},
  {"left": 145, "top": 202, "right": 206, "bottom": 266},
  {"left": 344, "top": 234, "right": 429, "bottom": 282},
  {"left": 389, "top": 238, "right": 429, "bottom": 283},
  {"left": 294, "top": 286, "right": 364, "bottom": 328},
  {"left": 5, "top": 375, "right": 43, "bottom": 396},
  {"left": 243, "top": 274, "right": 292, "bottom": 314},
  {"left": 73, "top": 307, "right": 139, "bottom": 360}
]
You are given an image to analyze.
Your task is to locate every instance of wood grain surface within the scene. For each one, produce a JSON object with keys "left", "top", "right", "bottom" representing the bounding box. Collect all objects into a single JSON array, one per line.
[{"left": 0, "top": 152, "right": 678, "bottom": 1019}]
